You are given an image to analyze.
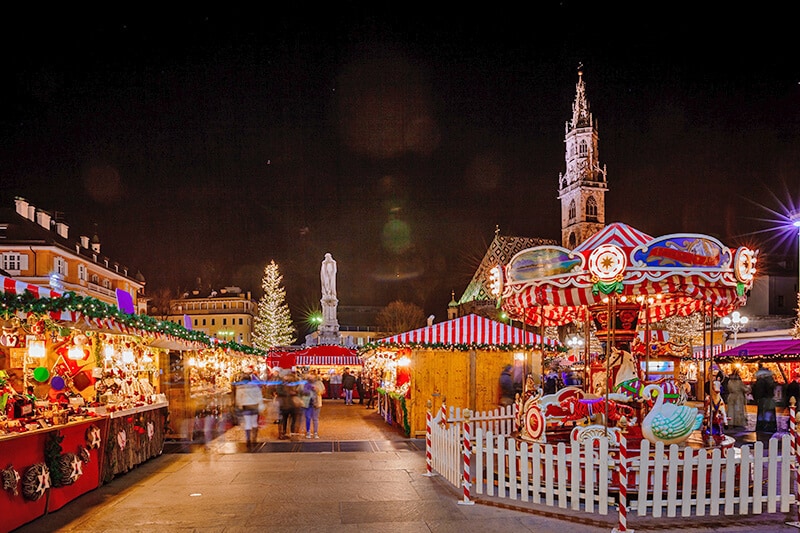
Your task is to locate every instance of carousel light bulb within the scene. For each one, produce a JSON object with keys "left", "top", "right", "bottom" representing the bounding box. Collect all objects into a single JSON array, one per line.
[
  {"left": 121, "top": 349, "right": 135, "bottom": 364},
  {"left": 28, "top": 339, "right": 46, "bottom": 358},
  {"left": 68, "top": 344, "right": 84, "bottom": 360}
]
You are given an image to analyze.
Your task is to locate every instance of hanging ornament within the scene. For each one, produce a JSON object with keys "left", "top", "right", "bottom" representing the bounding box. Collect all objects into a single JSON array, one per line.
[
  {"left": 86, "top": 425, "right": 102, "bottom": 450},
  {"left": 56, "top": 453, "right": 82, "bottom": 485},
  {"left": 2, "top": 464, "right": 20, "bottom": 496},
  {"left": 21, "top": 463, "right": 50, "bottom": 501},
  {"left": 117, "top": 429, "right": 127, "bottom": 450},
  {"left": 0, "top": 325, "right": 19, "bottom": 347},
  {"left": 77, "top": 445, "right": 91, "bottom": 464},
  {"left": 146, "top": 421, "right": 155, "bottom": 441}
]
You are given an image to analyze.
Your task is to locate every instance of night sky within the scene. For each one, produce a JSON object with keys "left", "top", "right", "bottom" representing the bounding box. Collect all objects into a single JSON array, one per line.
[{"left": 1, "top": 8, "right": 799, "bottom": 330}]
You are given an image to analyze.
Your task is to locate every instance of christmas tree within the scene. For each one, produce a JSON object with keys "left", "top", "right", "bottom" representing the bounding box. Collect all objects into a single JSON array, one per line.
[{"left": 253, "top": 260, "right": 296, "bottom": 349}]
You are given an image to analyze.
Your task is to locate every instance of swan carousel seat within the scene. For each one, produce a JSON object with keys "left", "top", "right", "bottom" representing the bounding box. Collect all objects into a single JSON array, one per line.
[{"left": 641, "top": 383, "right": 703, "bottom": 445}]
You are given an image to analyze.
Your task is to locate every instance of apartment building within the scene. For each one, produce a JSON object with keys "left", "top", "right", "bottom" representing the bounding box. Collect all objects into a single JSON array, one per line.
[{"left": 167, "top": 287, "right": 256, "bottom": 346}]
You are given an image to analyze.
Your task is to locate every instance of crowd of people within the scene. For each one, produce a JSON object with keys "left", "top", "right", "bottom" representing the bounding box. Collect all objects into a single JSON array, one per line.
[{"left": 231, "top": 366, "right": 378, "bottom": 446}]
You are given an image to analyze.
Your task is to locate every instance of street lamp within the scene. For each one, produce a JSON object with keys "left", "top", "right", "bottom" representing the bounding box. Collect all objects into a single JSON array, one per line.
[
  {"left": 567, "top": 335, "right": 584, "bottom": 362},
  {"left": 722, "top": 311, "right": 749, "bottom": 347}
]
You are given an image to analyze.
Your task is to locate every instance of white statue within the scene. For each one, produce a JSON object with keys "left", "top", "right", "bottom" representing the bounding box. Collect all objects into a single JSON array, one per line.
[{"left": 321, "top": 253, "right": 337, "bottom": 299}]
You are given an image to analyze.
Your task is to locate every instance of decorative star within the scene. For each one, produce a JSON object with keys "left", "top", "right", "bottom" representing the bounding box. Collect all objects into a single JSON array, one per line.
[{"left": 69, "top": 455, "right": 83, "bottom": 482}]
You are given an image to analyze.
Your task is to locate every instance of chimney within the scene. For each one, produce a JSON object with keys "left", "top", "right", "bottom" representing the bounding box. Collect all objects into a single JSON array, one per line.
[
  {"left": 14, "top": 197, "right": 30, "bottom": 218},
  {"left": 27, "top": 206, "right": 35, "bottom": 220},
  {"left": 91, "top": 233, "right": 101, "bottom": 254},
  {"left": 55, "top": 221, "right": 69, "bottom": 239},
  {"left": 80, "top": 235, "right": 89, "bottom": 248},
  {"left": 35, "top": 210, "right": 51, "bottom": 230}
]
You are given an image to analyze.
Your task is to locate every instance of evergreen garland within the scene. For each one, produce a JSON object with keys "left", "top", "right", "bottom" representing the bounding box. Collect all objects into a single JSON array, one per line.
[{"left": 44, "top": 431, "right": 65, "bottom": 488}]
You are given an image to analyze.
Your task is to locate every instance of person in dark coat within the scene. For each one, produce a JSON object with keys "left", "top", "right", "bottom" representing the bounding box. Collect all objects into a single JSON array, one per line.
[
  {"left": 341, "top": 367, "right": 356, "bottom": 405},
  {"left": 752, "top": 364, "right": 777, "bottom": 433},
  {"left": 499, "top": 365, "right": 515, "bottom": 407},
  {"left": 356, "top": 372, "right": 365, "bottom": 404}
]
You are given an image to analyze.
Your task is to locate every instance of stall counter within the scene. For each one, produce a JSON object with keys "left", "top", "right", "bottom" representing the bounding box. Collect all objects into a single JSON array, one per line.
[
  {"left": 0, "top": 416, "right": 106, "bottom": 533},
  {"left": 100, "top": 403, "right": 168, "bottom": 483}
]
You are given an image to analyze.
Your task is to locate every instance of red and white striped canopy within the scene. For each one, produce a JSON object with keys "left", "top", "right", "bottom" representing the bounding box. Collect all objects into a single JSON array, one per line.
[
  {"left": 501, "top": 222, "right": 754, "bottom": 327},
  {"left": 376, "top": 314, "right": 558, "bottom": 347},
  {"left": 1, "top": 275, "right": 62, "bottom": 299}
]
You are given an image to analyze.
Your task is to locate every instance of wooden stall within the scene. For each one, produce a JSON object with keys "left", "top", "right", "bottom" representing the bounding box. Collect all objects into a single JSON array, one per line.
[{"left": 361, "top": 314, "right": 559, "bottom": 437}]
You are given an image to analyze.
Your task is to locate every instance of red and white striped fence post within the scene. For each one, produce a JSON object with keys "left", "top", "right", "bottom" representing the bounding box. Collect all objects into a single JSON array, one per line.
[
  {"left": 423, "top": 399, "right": 436, "bottom": 477},
  {"left": 458, "top": 408, "right": 475, "bottom": 505},
  {"left": 612, "top": 433, "right": 631, "bottom": 533},
  {"left": 787, "top": 397, "right": 800, "bottom": 528},
  {"left": 440, "top": 398, "right": 448, "bottom": 428}
]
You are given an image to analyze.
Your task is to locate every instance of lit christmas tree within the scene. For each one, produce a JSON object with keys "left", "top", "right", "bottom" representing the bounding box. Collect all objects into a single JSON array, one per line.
[{"left": 253, "top": 260, "right": 296, "bottom": 349}]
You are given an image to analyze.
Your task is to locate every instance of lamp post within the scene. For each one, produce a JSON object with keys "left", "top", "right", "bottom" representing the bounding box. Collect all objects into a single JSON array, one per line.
[
  {"left": 793, "top": 215, "right": 800, "bottom": 292},
  {"left": 722, "top": 311, "right": 749, "bottom": 348}
]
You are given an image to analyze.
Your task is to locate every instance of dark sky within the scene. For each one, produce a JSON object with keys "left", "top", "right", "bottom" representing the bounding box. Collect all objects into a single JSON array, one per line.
[{"left": 1, "top": 7, "right": 799, "bottom": 330}]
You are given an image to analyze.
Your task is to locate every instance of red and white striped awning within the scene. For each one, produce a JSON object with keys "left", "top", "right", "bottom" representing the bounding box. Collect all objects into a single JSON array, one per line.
[
  {"left": 377, "top": 314, "right": 558, "bottom": 347},
  {"left": 692, "top": 344, "right": 726, "bottom": 359},
  {"left": 1, "top": 275, "right": 62, "bottom": 299},
  {"left": 295, "top": 354, "right": 362, "bottom": 366}
]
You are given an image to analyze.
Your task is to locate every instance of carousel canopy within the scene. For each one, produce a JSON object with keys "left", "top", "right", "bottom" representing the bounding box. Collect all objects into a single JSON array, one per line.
[
  {"left": 375, "top": 314, "right": 558, "bottom": 347},
  {"left": 501, "top": 222, "right": 758, "bottom": 327},
  {"left": 715, "top": 339, "right": 800, "bottom": 362}
]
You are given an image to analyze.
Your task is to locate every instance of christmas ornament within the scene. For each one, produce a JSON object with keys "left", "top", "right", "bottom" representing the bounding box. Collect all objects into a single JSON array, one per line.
[
  {"left": 2, "top": 464, "right": 20, "bottom": 496},
  {"left": 117, "top": 429, "right": 127, "bottom": 450},
  {"left": 147, "top": 421, "right": 154, "bottom": 440},
  {"left": 21, "top": 463, "right": 50, "bottom": 501},
  {"left": 56, "top": 453, "right": 82, "bottom": 485},
  {"left": 86, "top": 425, "right": 102, "bottom": 449},
  {"left": 77, "top": 445, "right": 91, "bottom": 464}
]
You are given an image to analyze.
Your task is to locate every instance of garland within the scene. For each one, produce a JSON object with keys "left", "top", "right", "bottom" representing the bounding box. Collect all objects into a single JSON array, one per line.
[
  {"left": 44, "top": 431, "right": 65, "bottom": 488},
  {"left": 0, "top": 290, "right": 268, "bottom": 357},
  {"left": 361, "top": 341, "right": 564, "bottom": 353}
]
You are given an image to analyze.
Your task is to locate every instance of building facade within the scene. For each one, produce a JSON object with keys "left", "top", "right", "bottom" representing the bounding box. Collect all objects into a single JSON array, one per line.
[
  {"left": 558, "top": 67, "right": 608, "bottom": 248},
  {"left": 167, "top": 287, "right": 256, "bottom": 345},
  {"left": 0, "top": 197, "right": 145, "bottom": 311}
]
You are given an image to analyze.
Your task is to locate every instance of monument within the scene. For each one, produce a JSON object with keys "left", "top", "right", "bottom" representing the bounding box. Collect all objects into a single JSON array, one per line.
[{"left": 317, "top": 253, "right": 340, "bottom": 345}]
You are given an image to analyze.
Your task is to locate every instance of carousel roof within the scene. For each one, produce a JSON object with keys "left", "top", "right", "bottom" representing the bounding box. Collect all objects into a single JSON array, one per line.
[
  {"left": 500, "top": 222, "right": 758, "bottom": 327},
  {"left": 374, "top": 314, "right": 558, "bottom": 347}
]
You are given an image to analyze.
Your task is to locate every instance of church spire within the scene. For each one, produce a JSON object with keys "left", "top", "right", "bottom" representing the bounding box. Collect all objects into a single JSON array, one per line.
[{"left": 570, "top": 64, "right": 592, "bottom": 130}]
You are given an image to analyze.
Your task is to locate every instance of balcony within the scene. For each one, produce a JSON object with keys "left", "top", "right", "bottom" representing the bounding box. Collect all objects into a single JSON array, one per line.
[{"left": 87, "top": 281, "right": 116, "bottom": 299}]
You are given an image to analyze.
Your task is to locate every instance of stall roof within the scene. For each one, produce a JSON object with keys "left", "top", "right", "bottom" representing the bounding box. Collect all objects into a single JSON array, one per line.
[
  {"left": 269, "top": 345, "right": 361, "bottom": 367},
  {"left": 375, "top": 314, "right": 558, "bottom": 347},
  {"left": 715, "top": 339, "right": 800, "bottom": 361}
]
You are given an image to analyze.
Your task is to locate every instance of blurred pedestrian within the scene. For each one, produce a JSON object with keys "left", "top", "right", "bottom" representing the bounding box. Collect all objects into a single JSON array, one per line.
[
  {"left": 752, "top": 364, "right": 777, "bottom": 433},
  {"left": 330, "top": 369, "right": 342, "bottom": 401},
  {"left": 342, "top": 367, "right": 356, "bottom": 405},
  {"left": 499, "top": 364, "right": 515, "bottom": 407},
  {"left": 726, "top": 369, "right": 747, "bottom": 427},
  {"left": 234, "top": 370, "right": 263, "bottom": 449},
  {"left": 304, "top": 370, "right": 325, "bottom": 438},
  {"left": 356, "top": 371, "right": 365, "bottom": 404}
]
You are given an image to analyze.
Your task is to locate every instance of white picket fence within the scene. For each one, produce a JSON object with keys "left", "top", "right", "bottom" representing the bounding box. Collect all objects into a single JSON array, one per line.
[{"left": 428, "top": 403, "right": 799, "bottom": 526}]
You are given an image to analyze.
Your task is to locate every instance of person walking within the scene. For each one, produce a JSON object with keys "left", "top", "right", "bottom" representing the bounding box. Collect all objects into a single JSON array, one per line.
[
  {"left": 342, "top": 367, "right": 356, "bottom": 405},
  {"left": 329, "top": 369, "right": 342, "bottom": 401},
  {"left": 356, "top": 372, "right": 365, "bottom": 405},
  {"left": 752, "top": 364, "right": 777, "bottom": 433},
  {"left": 725, "top": 369, "right": 747, "bottom": 428},
  {"left": 499, "top": 364, "right": 515, "bottom": 407},
  {"left": 234, "top": 370, "right": 263, "bottom": 449},
  {"left": 304, "top": 370, "right": 325, "bottom": 438},
  {"left": 365, "top": 370, "right": 376, "bottom": 409}
]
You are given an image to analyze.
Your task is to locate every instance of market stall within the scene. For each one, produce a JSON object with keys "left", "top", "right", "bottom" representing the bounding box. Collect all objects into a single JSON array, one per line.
[
  {"left": 714, "top": 339, "right": 800, "bottom": 399},
  {"left": 361, "top": 314, "right": 558, "bottom": 437},
  {"left": 0, "top": 274, "right": 268, "bottom": 529}
]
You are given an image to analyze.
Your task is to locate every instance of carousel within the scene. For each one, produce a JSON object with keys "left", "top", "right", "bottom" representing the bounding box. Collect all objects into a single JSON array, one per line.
[{"left": 497, "top": 222, "right": 758, "bottom": 451}]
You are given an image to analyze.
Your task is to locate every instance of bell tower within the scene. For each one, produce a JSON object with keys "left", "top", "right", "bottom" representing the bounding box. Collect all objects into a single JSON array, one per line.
[{"left": 558, "top": 66, "right": 607, "bottom": 248}]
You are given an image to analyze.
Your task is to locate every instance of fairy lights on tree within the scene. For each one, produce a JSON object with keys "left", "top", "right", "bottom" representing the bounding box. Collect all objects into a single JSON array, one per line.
[{"left": 253, "top": 260, "right": 296, "bottom": 350}]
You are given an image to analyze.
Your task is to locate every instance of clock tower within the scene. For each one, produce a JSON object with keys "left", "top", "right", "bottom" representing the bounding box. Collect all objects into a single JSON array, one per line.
[{"left": 558, "top": 66, "right": 607, "bottom": 248}]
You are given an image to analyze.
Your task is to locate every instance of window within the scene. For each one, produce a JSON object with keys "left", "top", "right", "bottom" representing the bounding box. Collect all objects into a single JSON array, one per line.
[
  {"left": 1, "top": 252, "right": 27, "bottom": 272},
  {"left": 568, "top": 232, "right": 577, "bottom": 248},
  {"left": 211, "top": 319, "right": 215, "bottom": 326},
  {"left": 202, "top": 319, "right": 206, "bottom": 326},
  {"left": 568, "top": 199, "right": 576, "bottom": 221},
  {"left": 239, "top": 318, "right": 244, "bottom": 325},
  {"left": 102, "top": 279, "right": 111, "bottom": 289},
  {"left": 586, "top": 196, "right": 598, "bottom": 220},
  {"left": 78, "top": 264, "right": 87, "bottom": 282},
  {"left": 778, "top": 295, "right": 785, "bottom": 308},
  {"left": 54, "top": 256, "right": 67, "bottom": 276},
  {"left": 91, "top": 274, "right": 99, "bottom": 284},
  {"left": 579, "top": 140, "right": 588, "bottom": 155},
  {"left": 194, "top": 319, "right": 198, "bottom": 326},
  {"left": 223, "top": 318, "right": 227, "bottom": 325}
]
